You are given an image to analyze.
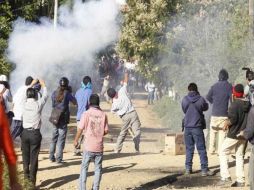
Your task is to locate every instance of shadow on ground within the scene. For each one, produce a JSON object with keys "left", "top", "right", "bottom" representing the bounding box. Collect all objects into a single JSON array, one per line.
[{"left": 39, "top": 163, "right": 137, "bottom": 189}]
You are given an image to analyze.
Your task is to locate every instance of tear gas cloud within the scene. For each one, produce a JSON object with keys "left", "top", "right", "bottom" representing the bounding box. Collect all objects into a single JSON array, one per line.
[
  {"left": 8, "top": 0, "right": 122, "bottom": 91},
  {"left": 7, "top": 0, "right": 123, "bottom": 138}
]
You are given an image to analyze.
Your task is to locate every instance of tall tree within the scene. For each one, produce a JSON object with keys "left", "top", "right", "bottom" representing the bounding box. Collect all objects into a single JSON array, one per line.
[{"left": 117, "top": 0, "right": 182, "bottom": 80}]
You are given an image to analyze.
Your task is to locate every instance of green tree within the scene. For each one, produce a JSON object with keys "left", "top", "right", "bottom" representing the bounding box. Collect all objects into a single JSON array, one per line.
[{"left": 117, "top": 0, "right": 182, "bottom": 80}]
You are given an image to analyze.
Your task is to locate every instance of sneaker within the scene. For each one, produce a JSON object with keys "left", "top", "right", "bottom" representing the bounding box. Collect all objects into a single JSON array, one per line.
[
  {"left": 201, "top": 169, "right": 215, "bottom": 177},
  {"left": 185, "top": 169, "right": 192, "bottom": 175},
  {"left": 56, "top": 160, "right": 65, "bottom": 164},
  {"left": 49, "top": 158, "right": 55, "bottom": 163},
  {"left": 74, "top": 152, "right": 82, "bottom": 156},
  {"left": 114, "top": 149, "right": 120, "bottom": 154},
  {"left": 231, "top": 181, "right": 245, "bottom": 187},
  {"left": 217, "top": 177, "right": 232, "bottom": 186}
]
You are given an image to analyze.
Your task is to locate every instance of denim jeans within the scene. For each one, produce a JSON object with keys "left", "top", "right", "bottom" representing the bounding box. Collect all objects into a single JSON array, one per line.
[
  {"left": 79, "top": 151, "right": 103, "bottom": 190},
  {"left": 249, "top": 145, "right": 254, "bottom": 190},
  {"left": 49, "top": 124, "right": 67, "bottom": 162},
  {"left": 147, "top": 91, "right": 154, "bottom": 104},
  {"left": 11, "top": 120, "right": 23, "bottom": 139},
  {"left": 184, "top": 127, "right": 208, "bottom": 171}
]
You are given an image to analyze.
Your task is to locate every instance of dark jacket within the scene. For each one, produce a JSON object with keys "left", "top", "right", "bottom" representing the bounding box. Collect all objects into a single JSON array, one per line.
[
  {"left": 244, "top": 106, "right": 254, "bottom": 145},
  {"left": 182, "top": 91, "right": 208, "bottom": 128},
  {"left": 227, "top": 99, "right": 250, "bottom": 139},
  {"left": 51, "top": 89, "right": 75, "bottom": 125},
  {"left": 206, "top": 80, "right": 232, "bottom": 117}
]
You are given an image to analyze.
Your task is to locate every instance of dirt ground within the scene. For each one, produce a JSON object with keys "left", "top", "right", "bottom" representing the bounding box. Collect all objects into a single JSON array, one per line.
[{"left": 16, "top": 92, "right": 250, "bottom": 190}]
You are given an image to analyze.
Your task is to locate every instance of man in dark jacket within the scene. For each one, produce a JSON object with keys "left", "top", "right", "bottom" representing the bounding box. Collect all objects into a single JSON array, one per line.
[
  {"left": 243, "top": 105, "right": 254, "bottom": 190},
  {"left": 182, "top": 83, "right": 212, "bottom": 176},
  {"left": 218, "top": 84, "right": 250, "bottom": 187},
  {"left": 206, "top": 69, "right": 232, "bottom": 154}
]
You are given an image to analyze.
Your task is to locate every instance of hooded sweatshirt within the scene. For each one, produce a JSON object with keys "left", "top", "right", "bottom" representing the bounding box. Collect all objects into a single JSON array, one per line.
[
  {"left": 227, "top": 98, "right": 250, "bottom": 139},
  {"left": 182, "top": 91, "right": 209, "bottom": 128},
  {"left": 206, "top": 80, "right": 232, "bottom": 117}
]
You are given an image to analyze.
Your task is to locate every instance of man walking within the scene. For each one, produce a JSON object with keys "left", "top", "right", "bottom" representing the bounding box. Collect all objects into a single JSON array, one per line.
[
  {"left": 218, "top": 84, "right": 250, "bottom": 187},
  {"left": 107, "top": 72, "right": 141, "bottom": 153},
  {"left": 74, "top": 76, "right": 92, "bottom": 156},
  {"left": 182, "top": 83, "right": 213, "bottom": 176},
  {"left": 206, "top": 69, "right": 232, "bottom": 154},
  {"left": 74, "top": 94, "right": 108, "bottom": 190}
]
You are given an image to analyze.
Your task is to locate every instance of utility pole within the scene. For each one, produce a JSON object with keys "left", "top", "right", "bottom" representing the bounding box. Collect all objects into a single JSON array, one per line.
[
  {"left": 250, "top": 0, "right": 254, "bottom": 36},
  {"left": 53, "top": 0, "right": 58, "bottom": 29}
]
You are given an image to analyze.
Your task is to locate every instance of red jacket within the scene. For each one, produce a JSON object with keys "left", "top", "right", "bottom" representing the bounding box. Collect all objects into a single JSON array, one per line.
[{"left": 0, "top": 104, "right": 17, "bottom": 190}]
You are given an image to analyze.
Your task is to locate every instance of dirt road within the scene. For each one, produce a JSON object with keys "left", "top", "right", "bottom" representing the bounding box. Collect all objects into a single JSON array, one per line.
[{"left": 16, "top": 93, "right": 250, "bottom": 190}]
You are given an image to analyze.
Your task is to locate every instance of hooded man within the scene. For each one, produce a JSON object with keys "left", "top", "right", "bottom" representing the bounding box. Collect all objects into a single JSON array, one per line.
[
  {"left": 206, "top": 69, "right": 232, "bottom": 154},
  {"left": 218, "top": 84, "right": 250, "bottom": 187},
  {"left": 182, "top": 83, "right": 213, "bottom": 176},
  {"left": 74, "top": 76, "right": 92, "bottom": 156}
]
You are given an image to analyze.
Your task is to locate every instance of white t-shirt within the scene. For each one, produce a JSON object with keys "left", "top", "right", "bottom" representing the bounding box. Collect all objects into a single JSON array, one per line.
[
  {"left": 0, "top": 84, "right": 12, "bottom": 113},
  {"left": 145, "top": 82, "right": 155, "bottom": 92},
  {"left": 13, "top": 85, "right": 29, "bottom": 120},
  {"left": 111, "top": 83, "right": 134, "bottom": 116}
]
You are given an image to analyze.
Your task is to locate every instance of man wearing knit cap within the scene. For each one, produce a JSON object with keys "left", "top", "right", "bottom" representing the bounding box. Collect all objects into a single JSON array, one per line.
[
  {"left": 206, "top": 69, "right": 232, "bottom": 154},
  {"left": 218, "top": 84, "right": 250, "bottom": 187}
]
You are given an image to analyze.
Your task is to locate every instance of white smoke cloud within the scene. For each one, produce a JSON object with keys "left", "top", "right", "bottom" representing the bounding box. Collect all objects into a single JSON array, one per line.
[{"left": 7, "top": 0, "right": 121, "bottom": 90}]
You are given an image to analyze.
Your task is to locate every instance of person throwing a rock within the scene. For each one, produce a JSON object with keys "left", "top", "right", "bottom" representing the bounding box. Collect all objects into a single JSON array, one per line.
[{"left": 107, "top": 72, "right": 141, "bottom": 153}]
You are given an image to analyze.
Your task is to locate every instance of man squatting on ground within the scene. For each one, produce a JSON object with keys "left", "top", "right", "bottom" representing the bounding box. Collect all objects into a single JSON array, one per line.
[
  {"left": 206, "top": 69, "right": 232, "bottom": 154},
  {"left": 0, "top": 104, "right": 21, "bottom": 190},
  {"left": 182, "top": 83, "right": 213, "bottom": 176},
  {"left": 218, "top": 84, "right": 250, "bottom": 187},
  {"left": 21, "top": 79, "right": 48, "bottom": 186},
  {"left": 74, "top": 76, "right": 92, "bottom": 156},
  {"left": 107, "top": 72, "right": 141, "bottom": 153},
  {"left": 74, "top": 94, "right": 108, "bottom": 190}
]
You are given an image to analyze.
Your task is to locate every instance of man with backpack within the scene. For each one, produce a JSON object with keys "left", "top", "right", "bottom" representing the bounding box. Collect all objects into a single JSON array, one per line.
[
  {"left": 182, "top": 83, "right": 213, "bottom": 176},
  {"left": 49, "top": 77, "right": 76, "bottom": 163}
]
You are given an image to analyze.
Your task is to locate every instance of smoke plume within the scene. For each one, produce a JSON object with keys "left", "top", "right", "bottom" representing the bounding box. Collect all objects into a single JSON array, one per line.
[
  {"left": 7, "top": 0, "right": 122, "bottom": 90},
  {"left": 7, "top": 0, "right": 122, "bottom": 138}
]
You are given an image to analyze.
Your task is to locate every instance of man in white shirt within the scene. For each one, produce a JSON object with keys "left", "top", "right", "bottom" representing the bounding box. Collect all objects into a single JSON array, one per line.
[
  {"left": 145, "top": 81, "right": 155, "bottom": 105},
  {"left": 107, "top": 72, "right": 141, "bottom": 153},
  {"left": 11, "top": 76, "right": 37, "bottom": 139},
  {"left": 21, "top": 79, "right": 48, "bottom": 186}
]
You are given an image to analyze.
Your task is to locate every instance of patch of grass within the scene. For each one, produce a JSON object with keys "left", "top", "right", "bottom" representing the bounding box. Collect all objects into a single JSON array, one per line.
[
  {"left": 3, "top": 162, "right": 33, "bottom": 190},
  {"left": 153, "top": 96, "right": 183, "bottom": 132}
]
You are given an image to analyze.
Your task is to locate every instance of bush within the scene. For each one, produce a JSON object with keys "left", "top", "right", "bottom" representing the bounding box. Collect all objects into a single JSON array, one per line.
[{"left": 153, "top": 96, "right": 183, "bottom": 132}]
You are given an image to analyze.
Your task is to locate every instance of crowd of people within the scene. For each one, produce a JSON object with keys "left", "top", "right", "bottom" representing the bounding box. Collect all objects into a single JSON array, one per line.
[
  {"left": 182, "top": 69, "right": 254, "bottom": 188},
  {"left": 0, "top": 67, "right": 254, "bottom": 190},
  {"left": 0, "top": 69, "right": 141, "bottom": 190}
]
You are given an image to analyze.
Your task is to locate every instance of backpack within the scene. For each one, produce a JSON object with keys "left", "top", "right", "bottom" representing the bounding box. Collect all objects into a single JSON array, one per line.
[{"left": 49, "top": 90, "right": 69, "bottom": 125}]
